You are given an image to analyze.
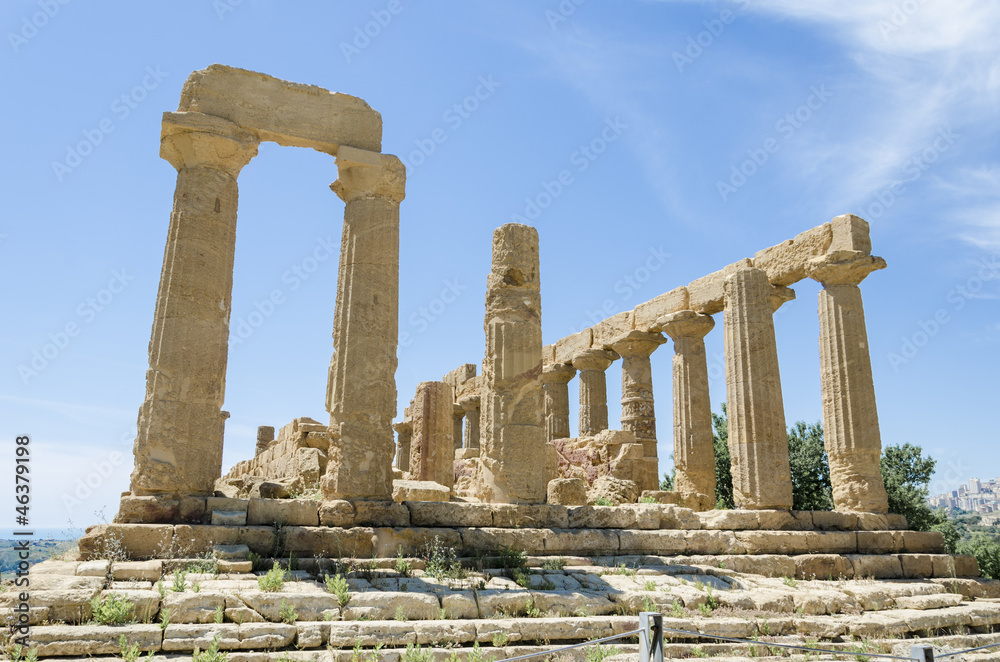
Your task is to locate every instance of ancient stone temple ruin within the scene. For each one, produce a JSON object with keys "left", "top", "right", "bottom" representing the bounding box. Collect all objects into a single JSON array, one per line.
[{"left": 15, "top": 65, "right": 1000, "bottom": 661}]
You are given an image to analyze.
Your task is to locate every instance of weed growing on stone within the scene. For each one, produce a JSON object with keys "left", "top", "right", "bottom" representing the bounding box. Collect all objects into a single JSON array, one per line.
[
  {"left": 542, "top": 557, "right": 566, "bottom": 571},
  {"left": 671, "top": 600, "right": 685, "bottom": 618},
  {"left": 395, "top": 548, "right": 412, "bottom": 577},
  {"left": 402, "top": 643, "right": 432, "bottom": 662},
  {"left": 524, "top": 598, "right": 543, "bottom": 617},
  {"left": 155, "top": 579, "right": 165, "bottom": 598},
  {"left": 171, "top": 568, "right": 187, "bottom": 593},
  {"left": 118, "top": 635, "right": 141, "bottom": 662},
  {"left": 247, "top": 550, "right": 265, "bottom": 572},
  {"left": 214, "top": 605, "right": 224, "bottom": 624},
  {"left": 644, "top": 580, "right": 656, "bottom": 591},
  {"left": 594, "top": 497, "right": 614, "bottom": 506},
  {"left": 639, "top": 496, "right": 657, "bottom": 504},
  {"left": 324, "top": 573, "right": 351, "bottom": 610},
  {"left": 279, "top": 599, "right": 298, "bottom": 624},
  {"left": 691, "top": 646, "right": 707, "bottom": 658},
  {"left": 782, "top": 576, "right": 798, "bottom": 588},
  {"left": 192, "top": 635, "right": 227, "bottom": 662},
  {"left": 191, "top": 580, "right": 201, "bottom": 593},
  {"left": 258, "top": 561, "right": 289, "bottom": 591},
  {"left": 89, "top": 593, "right": 135, "bottom": 625},
  {"left": 584, "top": 643, "right": 620, "bottom": 662},
  {"left": 394, "top": 605, "right": 409, "bottom": 622},
  {"left": 492, "top": 632, "right": 509, "bottom": 648},
  {"left": 641, "top": 595, "right": 656, "bottom": 613},
  {"left": 424, "top": 536, "right": 466, "bottom": 581},
  {"left": 467, "top": 641, "right": 495, "bottom": 662},
  {"left": 159, "top": 607, "right": 172, "bottom": 630},
  {"left": 612, "top": 562, "right": 636, "bottom": 577}
]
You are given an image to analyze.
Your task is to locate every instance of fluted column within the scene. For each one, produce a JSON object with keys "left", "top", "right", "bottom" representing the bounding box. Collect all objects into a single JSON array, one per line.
[
  {"left": 459, "top": 394, "right": 481, "bottom": 449},
  {"left": 658, "top": 311, "right": 716, "bottom": 502},
  {"left": 609, "top": 331, "right": 666, "bottom": 492},
  {"left": 452, "top": 403, "right": 465, "bottom": 450},
  {"left": 723, "top": 267, "right": 793, "bottom": 509},
  {"left": 409, "top": 381, "right": 454, "bottom": 489},
  {"left": 572, "top": 348, "right": 618, "bottom": 437},
  {"left": 478, "top": 224, "right": 546, "bottom": 503},
  {"left": 393, "top": 420, "right": 412, "bottom": 473},
  {"left": 130, "top": 114, "right": 258, "bottom": 497},
  {"left": 322, "top": 146, "right": 406, "bottom": 500},
  {"left": 541, "top": 363, "right": 576, "bottom": 442},
  {"left": 808, "top": 251, "right": 889, "bottom": 513}
]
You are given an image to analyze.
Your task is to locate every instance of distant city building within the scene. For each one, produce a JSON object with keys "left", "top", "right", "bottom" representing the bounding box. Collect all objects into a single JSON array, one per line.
[{"left": 932, "top": 477, "right": 1000, "bottom": 517}]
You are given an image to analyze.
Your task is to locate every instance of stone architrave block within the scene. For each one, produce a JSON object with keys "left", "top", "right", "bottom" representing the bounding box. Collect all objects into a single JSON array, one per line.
[
  {"left": 688, "top": 259, "right": 753, "bottom": 314},
  {"left": 633, "top": 287, "right": 689, "bottom": 331},
  {"left": 829, "top": 214, "right": 872, "bottom": 254},
  {"left": 554, "top": 329, "right": 593, "bottom": 365},
  {"left": 590, "top": 311, "right": 634, "bottom": 348},
  {"left": 542, "top": 344, "right": 556, "bottom": 366},
  {"left": 753, "top": 223, "right": 832, "bottom": 286}
]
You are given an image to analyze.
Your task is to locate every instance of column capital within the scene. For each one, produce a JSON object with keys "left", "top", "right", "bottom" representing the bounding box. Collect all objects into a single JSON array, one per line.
[
  {"left": 657, "top": 310, "right": 715, "bottom": 340},
  {"left": 331, "top": 145, "right": 406, "bottom": 204},
  {"left": 453, "top": 402, "right": 465, "bottom": 417},
  {"left": 770, "top": 284, "right": 796, "bottom": 312},
  {"left": 458, "top": 394, "right": 481, "bottom": 412},
  {"left": 392, "top": 420, "right": 413, "bottom": 435},
  {"left": 571, "top": 348, "right": 618, "bottom": 372},
  {"left": 542, "top": 362, "right": 576, "bottom": 385},
  {"left": 608, "top": 330, "right": 666, "bottom": 359},
  {"left": 807, "top": 251, "right": 887, "bottom": 286},
  {"left": 160, "top": 112, "right": 258, "bottom": 176}
]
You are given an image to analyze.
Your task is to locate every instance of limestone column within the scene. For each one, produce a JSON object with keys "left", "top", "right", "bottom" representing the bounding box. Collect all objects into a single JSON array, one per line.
[
  {"left": 658, "top": 311, "right": 716, "bottom": 502},
  {"left": 408, "top": 381, "right": 454, "bottom": 489},
  {"left": 452, "top": 404, "right": 465, "bottom": 450},
  {"left": 393, "top": 420, "right": 412, "bottom": 473},
  {"left": 130, "top": 115, "right": 258, "bottom": 497},
  {"left": 542, "top": 363, "right": 576, "bottom": 442},
  {"left": 808, "top": 251, "right": 890, "bottom": 513},
  {"left": 610, "top": 331, "right": 666, "bottom": 491},
  {"left": 722, "top": 267, "right": 793, "bottom": 509},
  {"left": 478, "top": 224, "right": 546, "bottom": 503},
  {"left": 572, "top": 348, "right": 619, "bottom": 437},
  {"left": 458, "top": 395, "right": 481, "bottom": 449},
  {"left": 322, "top": 146, "right": 406, "bottom": 501},
  {"left": 255, "top": 426, "right": 275, "bottom": 457}
]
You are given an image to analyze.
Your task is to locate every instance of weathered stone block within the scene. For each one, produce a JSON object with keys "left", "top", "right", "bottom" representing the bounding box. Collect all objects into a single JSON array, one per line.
[
  {"left": 31, "top": 624, "right": 162, "bottom": 656},
  {"left": 618, "top": 530, "right": 686, "bottom": 554},
  {"left": 115, "top": 495, "right": 179, "bottom": 523},
  {"left": 237, "top": 526, "right": 278, "bottom": 556},
  {"left": 544, "top": 529, "right": 619, "bottom": 554},
  {"left": 954, "top": 555, "right": 980, "bottom": 577},
  {"left": 699, "top": 510, "right": 759, "bottom": 530},
  {"left": 319, "top": 500, "right": 355, "bottom": 526},
  {"left": 857, "top": 530, "right": 902, "bottom": 554},
  {"left": 247, "top": 498, "right": 319, "bottom": 526},
  {"left": 848, "top": 554, "right": 902, "bottom": 579},
  {"left": 373, "top": 527, "right": 462, "bottom": 557},
  {"left": 795, "top": 554, "right": 854, "bottom": 580},
  {"left": 408, "top": 502, "right": 492, "bottom": 527},
  {"left": 689, "top": 260, "right": 753, "bottom": 315},
  {"left": 899, "top": 554, "right": 934, "bottom": 579},
  {"left": 567, "top": 506, "right": 634, "bottom": 529},
  {"left": 280, "top": 526, "right": 374, "bottom": 558},
  {"left": 460, "top": 527, "right": 545, "bottom": 553},
  {"left": 591, "top": 311, "right": 634, "bottom": 348},
  {"left": 547, "top": 478, "right": 588, "bottom": 506},
  {"left": 855, "top": 512, "right": 889, "bottom": 531},
  {"left": 811, "top": 510, "right": 858, "bottom": 531},
  {"left": 554, "top": 328, "right": 593, "bottom": 365},
  {"left": 163, "top": 591, "right": 227, "bottom": 624},
  {"left": 753, "top": 223, "right": 832, "bottom": 286},
  {"left": 353, "top": 500, "right": 410, "bottom": 527},
  {"left": 80, "top": 524, "right": 174, "bottom": 561},
  {"left": 633, "top": 287, "right": 689, "bottom": 331},
  {"left": 111, "top": 560, "right": 162, "bottom": 581},
  {"left": 492, "top": 504, "right": 568, "bottom": 528},
  {"left": 686, "top": 530, "right": 744, "bottom": 555},
  {"left": 392, "top": 479, "right": 450, "bottom": 503},
  {"left": 829, "top": 214, "right": 871, "bottom": 254},
  {"left": 173, "top": 525, "right": 239, "bottom": 557},
  {"left": 902, "top": 530, "right": 945, "bottom": 553}
]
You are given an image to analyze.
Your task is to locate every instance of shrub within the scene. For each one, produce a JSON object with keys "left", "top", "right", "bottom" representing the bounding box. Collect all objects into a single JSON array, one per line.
[
  {"left": 89, "top": 593, "right": 135, "bottom": 625},
  {"left": 325, "top": 573, "right": 351, "bottom": 608},
  {"left": 258, "top": 561, "right": 289, "bottom": 592},
  {"left": 279, "top": 599, "right": 298, "bottom": 624}
]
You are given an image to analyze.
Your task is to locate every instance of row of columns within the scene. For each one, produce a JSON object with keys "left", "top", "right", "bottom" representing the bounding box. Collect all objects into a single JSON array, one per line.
[{"left": 539, "top": 261, "right": 888, "bottom": 513}]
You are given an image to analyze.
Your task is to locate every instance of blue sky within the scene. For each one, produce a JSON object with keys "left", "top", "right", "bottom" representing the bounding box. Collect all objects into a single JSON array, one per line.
[{"left": 1, "top": 1, "right": 998, "bottom": 531}]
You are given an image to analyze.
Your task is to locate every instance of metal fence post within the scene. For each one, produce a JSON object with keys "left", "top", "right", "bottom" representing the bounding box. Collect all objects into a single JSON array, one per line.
[
  {"left": 639, "top": 612, "right": 663, "bottom": 662},
  {"left": 911, "top": 645, "right": 934, "bottom": 662}
]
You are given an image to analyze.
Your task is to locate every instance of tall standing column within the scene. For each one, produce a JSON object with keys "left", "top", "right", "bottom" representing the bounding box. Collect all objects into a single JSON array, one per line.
[
  {"left": 541, "top": 363, "right": 576, "bottom": 442},
  {"left": 658, "top": 311, "right": 716, "bottom": 502},
  {"left": 808, "top": 252, "right": 890, "bottom": 513},
  {"left": 478, "top": 224, "right": 546, "bottom": 503},
  {"left": 452, "top": 404, "right": 465, "bottom": 450},
  {"left": 723, "top": 267, "right": 793, "bottom": 509},
  {"left": 459, "top": 395, "right": 481, "bottom": 449},
  {"left": 130, "top": 115, "right": 258, "bottom": 497},
  {"left": 572, "top": 349, "right": 618, "bottom": 437},
  {"left": 408, "top": 381, "right": 454, "bottom": 489},
  {"left": 609, "top": 331, "right": 666, "bottom": 492},
  {"left": 393, "top": 421, "right": 413, "bottom": 473},
  {"left": 322, "top": 146, "right": 406, "bottom": 500}
]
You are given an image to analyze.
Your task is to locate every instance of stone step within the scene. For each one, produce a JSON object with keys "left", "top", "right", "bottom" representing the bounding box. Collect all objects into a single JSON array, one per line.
[
  {"left": 213, "top": 543, "right": 250, "bottom": 560},
  {"left": 211, "top": 510, "right": 247, "bottom": 526}
]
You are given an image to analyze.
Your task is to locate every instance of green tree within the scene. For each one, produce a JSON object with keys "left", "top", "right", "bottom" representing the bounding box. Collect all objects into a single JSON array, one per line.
[
  {"left": 957, "top": 535, "right": 1000, "bottom": 580},
  {"left": 880, "top": 443, "right": 938, "bottom": 531},
  {"left": 787, "top": 421, "right": 833, "bottom": 511},
  {"left": 712, "top": 404, "right": 735, "bottom": 509}
]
